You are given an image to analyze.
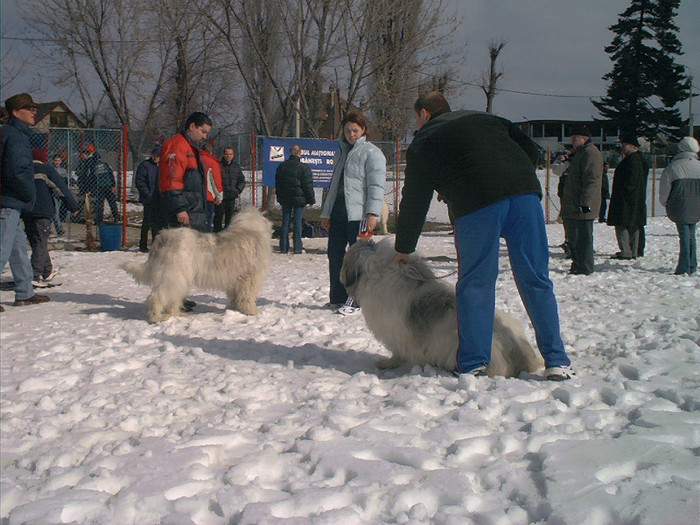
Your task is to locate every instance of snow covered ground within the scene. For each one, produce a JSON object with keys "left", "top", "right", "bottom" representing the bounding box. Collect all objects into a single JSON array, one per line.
[{"left": 1, "top": 206, "right": 698, "bottom": 524}]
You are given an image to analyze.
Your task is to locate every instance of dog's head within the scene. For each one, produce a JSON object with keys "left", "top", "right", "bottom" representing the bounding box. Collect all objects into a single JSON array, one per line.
[{"left": 340, "top": 238, "right": 379, "bottom": 296}]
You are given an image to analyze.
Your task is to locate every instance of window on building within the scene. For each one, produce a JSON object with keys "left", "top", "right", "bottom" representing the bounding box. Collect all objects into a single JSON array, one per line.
[{"left": 50, "top": 112, "right": 68, "bottom": 127}]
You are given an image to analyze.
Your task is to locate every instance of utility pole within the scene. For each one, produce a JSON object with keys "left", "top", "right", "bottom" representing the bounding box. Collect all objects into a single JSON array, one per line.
[{"left": 689, "top": 74, "right": 694, "bottom": 137}]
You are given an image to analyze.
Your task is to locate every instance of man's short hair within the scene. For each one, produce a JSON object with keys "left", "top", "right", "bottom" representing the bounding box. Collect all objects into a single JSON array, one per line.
[
  {"left": 414, "top": 92, "right": 451, "bottom": 115},
  {"left": 290, "top": 145, "right": 302, "bottom": 157},
  {"left": 184, "top": 112, "right": 212, "bottom": 130}
]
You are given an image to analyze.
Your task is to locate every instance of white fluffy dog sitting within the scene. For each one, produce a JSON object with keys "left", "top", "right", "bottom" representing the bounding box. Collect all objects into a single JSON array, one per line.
[
  {"left": 340, "top": 237, "right": 543, "bottom": 378},
  {"left": 122, "top": 206, "right": 272, "bottom": 323}
]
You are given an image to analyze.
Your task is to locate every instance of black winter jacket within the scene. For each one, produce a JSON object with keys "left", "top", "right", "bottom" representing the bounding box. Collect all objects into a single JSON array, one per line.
[
  {"left": 396, "top": 110, "right": 541, "bottom": 254},
  {"left": 606, "top": 151, "right": 648, "bottom": 227},
  {"left": 134, "top": 157, "right": 159, "bottom": 204},
  {"left": 23, "top": 161, "right": 80, "bottom": 220},
  {"left": 275, "top": 155, "right": 316, "bottom": 208},
  {"left": 220, "top": 159, "right": 246, "bottom": 200}
]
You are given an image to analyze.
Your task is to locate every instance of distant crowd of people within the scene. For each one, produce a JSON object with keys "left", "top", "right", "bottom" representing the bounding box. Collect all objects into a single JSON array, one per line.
[{"left": 3, "top": 90, "right": 698, "bottom": 383}]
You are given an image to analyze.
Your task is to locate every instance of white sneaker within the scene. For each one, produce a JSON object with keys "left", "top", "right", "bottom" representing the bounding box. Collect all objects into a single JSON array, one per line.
[
  {"left": 545, "top": 365, "right": 576, "bottom": 381},
  {"left": 44, "top": 267, "right": 60, "bottom": 282},
  {"left": 337, "top": 305, "right": 361, "bottom": 316},
  {"left": 32, "top": 280, "right": 49, "bottom": 288}
]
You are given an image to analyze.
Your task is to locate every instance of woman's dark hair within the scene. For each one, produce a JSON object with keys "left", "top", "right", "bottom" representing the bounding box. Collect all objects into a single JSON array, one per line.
[
  {"left": 341, "top": 112, "right": 369, "bottom": 138},
  {"left": 414, "top": 92, "right": 451, "bottom": 116},
  {"left": 184, "top": 111, "right": 212, "bottom": 130}
]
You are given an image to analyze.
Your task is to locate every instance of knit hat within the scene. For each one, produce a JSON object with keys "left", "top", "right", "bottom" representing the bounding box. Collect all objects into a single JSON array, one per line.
[
  {"left": 32, "top": 148, "right": 48, "bottom": 163},
  {"left": 151, "top": 145, "right": 162, "bottom": 155},
  {"left": 678, "top": 136, "right": 699, "bottom": 154}
]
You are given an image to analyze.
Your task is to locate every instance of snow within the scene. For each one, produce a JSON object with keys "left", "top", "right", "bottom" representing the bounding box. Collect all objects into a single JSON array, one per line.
[{"left": 1, "top": 197, "right": 699, "bottom": 524}]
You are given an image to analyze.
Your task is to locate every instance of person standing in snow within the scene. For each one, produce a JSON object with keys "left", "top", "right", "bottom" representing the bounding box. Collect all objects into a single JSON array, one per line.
[
  {"left": 1, "top": 93, "right": 50, "bottom": 309},
  {"left": 134, "top": 145, "right": 161, "bottom": 251},
  {"left": 560, "top": 126, "right": 604, "bottom": 275},
  {"left": 659, "top": 136, "right": 700, "bottom": 275},
  {"left": 200, "top": 142, "right": 223, "bottom": 233},
  {"left": 606, "top": 135, "right": 649, "bottom": 260},
  {"left": 214, "top": 147, "right": 246, "bottom": 232},
  {"left": 23, "top": 148, "right": 80, "bottom": 286},
  {"left": 392, "top": 91, "right": 574, "bottom": 381},
  {"left": 275, "top": 144, "right": 316, "bottom": 254},
  {"left": 320, "top": 112, "right": 387, "bottom": 316}
]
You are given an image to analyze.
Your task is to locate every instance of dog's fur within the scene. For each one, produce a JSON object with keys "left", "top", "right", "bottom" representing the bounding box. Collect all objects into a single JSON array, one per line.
[
  {"left": 340, "top": 237, "right": 543, "bottom": 378},
  {"left": 122, "top": 206, "right": 272, "bottom": 323}
]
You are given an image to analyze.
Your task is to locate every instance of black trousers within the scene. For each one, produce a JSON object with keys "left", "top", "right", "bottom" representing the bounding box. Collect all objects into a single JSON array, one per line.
[
  {"left": 23, "top": 217, "right": 52, "bottom": 280},
  {"left": 563, "top": 218, "right": 595, "bottom": 274},
  {"left": 213, "top": 198, "right": 237, "bottom": 232}
]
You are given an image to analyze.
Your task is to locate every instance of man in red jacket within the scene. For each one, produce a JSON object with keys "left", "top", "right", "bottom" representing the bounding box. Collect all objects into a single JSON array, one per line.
[
  {"left": 200, "top": 142, "right": 223, "bottom": 232},
  {"left": 158, "top": 112, "right": 212, "bottom": 232}
]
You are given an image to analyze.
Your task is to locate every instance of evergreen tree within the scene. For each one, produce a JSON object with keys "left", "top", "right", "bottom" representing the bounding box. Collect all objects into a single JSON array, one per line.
[{"left": 593, "top": 0, "right": 690, "bottom": 142}]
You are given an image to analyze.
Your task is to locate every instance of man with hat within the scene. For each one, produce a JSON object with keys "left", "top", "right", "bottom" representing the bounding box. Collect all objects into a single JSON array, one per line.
[
  {"left": 1, "top": 93, "right": 51, "bottom": 309},
  {"left": 607, "top": 134, "right": 649, "bottom": 260},
  {"left": 134, "top": 144, "right": 161, "bottom": 252},
  {"left": 560, "top": 125, "right": 604, "bottom": 275}
]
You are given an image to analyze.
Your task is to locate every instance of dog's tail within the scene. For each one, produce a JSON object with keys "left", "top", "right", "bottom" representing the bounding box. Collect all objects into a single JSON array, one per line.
[{"left": 121, "top": 261, "right": 151, "bottom": 285}]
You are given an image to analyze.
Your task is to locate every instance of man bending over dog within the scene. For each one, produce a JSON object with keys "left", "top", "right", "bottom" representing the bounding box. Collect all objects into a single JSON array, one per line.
[{"left": 393, "top": 92, "right": 575, "bottom": 381}]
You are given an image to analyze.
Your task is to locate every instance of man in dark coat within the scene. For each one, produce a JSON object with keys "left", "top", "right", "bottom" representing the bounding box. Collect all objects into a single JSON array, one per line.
[
  {"left": 214, "top": 147, "right": 246, "bottom": 232},
  {"left": 560, "top": 126, "right": 604, "bottom": 275},
  {"left": 23, "top": 149, "right": 80, "bottom": 285},
  {"left": 393, "top": 91, "right": 574, "bottom": 381},
  {"left": 1, "top": 93, "right": 50, "bottom": 307},
  {"left": 134, "top": 145, "right": 161, "bottom": 251},
  {"left": 275, "top": 144, "right": 316, "bottom": 253},
  {"left": 607, "top": 135, "right": 649, "bottom": 259}
]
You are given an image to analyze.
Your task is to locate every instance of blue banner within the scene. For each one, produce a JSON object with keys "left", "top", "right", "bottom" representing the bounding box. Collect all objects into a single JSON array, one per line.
[{"left": 262, "top": 137, "right": 338, "bottom": 188}]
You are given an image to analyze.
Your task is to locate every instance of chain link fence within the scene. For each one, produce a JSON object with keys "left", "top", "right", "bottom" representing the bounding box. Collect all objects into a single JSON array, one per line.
[{"left": 30, "top": 127, "right": 126, "bottom": 247}]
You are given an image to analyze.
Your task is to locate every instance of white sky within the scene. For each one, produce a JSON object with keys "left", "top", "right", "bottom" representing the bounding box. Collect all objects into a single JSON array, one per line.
[{"left": 1, "top": 0, "right": 699, "bottom": 124}]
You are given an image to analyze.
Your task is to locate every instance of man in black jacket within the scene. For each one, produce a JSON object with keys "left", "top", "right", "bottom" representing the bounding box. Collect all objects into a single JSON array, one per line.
[
  {"left": 393, "top": 91, "right": 574, "bottom": 381},
  {"left": 1, "top": 93, "right": 50, "bottom": 308},
  {"left": 134, "top": 145, "right": 161, "bottom": 252},
  {"left": 607, "top": 136, "right": 648, "bottom": 259},
  {"left": 275, "top": 145, "right": 315, "bottom": 253},
  {"left": 214, "top": 147, "right": 246, "bottom": 232}
]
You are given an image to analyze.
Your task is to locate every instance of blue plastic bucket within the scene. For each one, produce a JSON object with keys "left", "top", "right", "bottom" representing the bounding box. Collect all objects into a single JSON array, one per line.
[{"left": 99, "top": 224, "right": 122, "bottom": 251}]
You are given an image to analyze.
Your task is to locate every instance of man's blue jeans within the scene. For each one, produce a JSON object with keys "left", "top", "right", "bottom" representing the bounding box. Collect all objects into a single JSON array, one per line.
[
  {"left": 675, "top": 222, "right": 697, "bottom": 275},
  {"left": 0, "top": 207, "right": 34, "bottom": 300},
  {"left": 280, "top": 205, "right": 305, "bottom": 254},
  {"left": 454, "top": 194, "right": 569, "bottom": 372}
]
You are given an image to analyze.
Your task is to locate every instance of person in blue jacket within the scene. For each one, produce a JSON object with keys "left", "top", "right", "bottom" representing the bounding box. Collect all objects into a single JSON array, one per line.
[
  {"left": 320, "top": 112, "right": 386, "bottom": 316},
  {"left": 1, "top": 93, "right": 50, "bottom": 309},
  {"left": 23, "top": 149, "right": 80, "bottom": 286}
]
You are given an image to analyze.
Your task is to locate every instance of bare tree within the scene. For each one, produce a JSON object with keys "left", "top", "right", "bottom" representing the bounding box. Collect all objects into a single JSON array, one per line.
[
  {"left": 480, "top": 39, "right": 506, "bottom": 114},
  {"left": 19, "top": 0, "right": 178, "bottom": 161}
]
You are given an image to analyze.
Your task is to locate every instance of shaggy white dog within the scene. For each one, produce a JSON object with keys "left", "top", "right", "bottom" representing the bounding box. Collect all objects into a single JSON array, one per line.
[
  {"left": 340, "top": 237, "right": 543, "bottom": 378},
  {"left": 122, "top": 206, "right": 272, "bottom": 323}
]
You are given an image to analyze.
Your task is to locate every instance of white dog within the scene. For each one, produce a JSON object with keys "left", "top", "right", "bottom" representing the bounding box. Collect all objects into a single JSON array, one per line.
[
  {"left": 122, "top": 206, "right": 272, "bottom": 323},
  {"left": 340, "top": 237, "right": 543, "bottom": 378}
]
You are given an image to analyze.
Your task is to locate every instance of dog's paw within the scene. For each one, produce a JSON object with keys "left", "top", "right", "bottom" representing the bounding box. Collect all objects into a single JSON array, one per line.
[
  {"left": 376, "top": 355, "right": 403, "bottom": 369},
  {"left": 231, "top": 304, "right": 259, "bottom": 316}
]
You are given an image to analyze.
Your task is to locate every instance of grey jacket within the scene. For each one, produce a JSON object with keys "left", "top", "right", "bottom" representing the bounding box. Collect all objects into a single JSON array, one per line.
[
  {"left": 1, "top": 116, "right": 36, "bottom": 211},
  {"left": 321, "top": 136, "right": 386, "bottom": 221},
  {"left": 561, "top": 141, "right": 604, "bottom": 220},
  {"left": 660, "top": 151, "right": 700, "bottom": 224}
]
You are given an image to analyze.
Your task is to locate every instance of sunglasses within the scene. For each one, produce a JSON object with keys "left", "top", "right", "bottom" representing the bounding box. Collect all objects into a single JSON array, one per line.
[{"left": 21, "top": 106, "right": 38, "bottom": 113}]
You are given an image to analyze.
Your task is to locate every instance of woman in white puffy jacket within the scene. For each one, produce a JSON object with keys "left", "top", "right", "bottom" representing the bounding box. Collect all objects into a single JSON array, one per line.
[
  {"left": 659, "top": 136, "right": 700, "bottom": 275},
  {"left": 320, "top": 112, "right": 386, "bottom": 314}
]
